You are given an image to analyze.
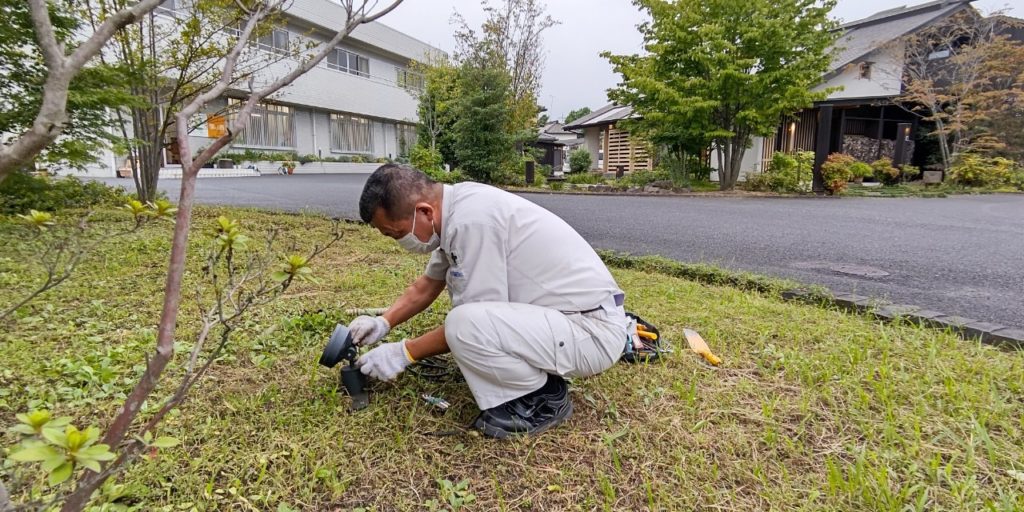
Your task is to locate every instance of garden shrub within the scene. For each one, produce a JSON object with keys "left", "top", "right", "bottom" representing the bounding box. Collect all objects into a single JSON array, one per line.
[
  {"left": 566, "top": 172, "right": 603, "bottom": 185},
  {"left": 410, "top": 146, "right": 443, "bottom": 175},
  {"left": 0, "top": 173, "right": 133, "bottom": 214},
  {"left": 743, "top": 151, "right": 813, "bottom": 193},
  {"left": 821, "top": 153, "right": 856, "bottom": 194},
  {"left": 849, "top": 161, "right": 874, "bottom": 180},
  {"left": 618, "top": 168, "right": 670, "bottom": 188},
  {"left": 949, "top": 154, "right": 1016, "bottom": 187},
  {"left": 569, "top": 148, "right": 592, "bottom": 173},
  {"left": 871, "top": 157, "right": 901, "bottom": 185}
]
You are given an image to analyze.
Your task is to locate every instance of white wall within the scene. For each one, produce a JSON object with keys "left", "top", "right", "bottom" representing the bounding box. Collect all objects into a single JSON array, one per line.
[
  {"left": 709, "top": 140, "right": 764, "bottom": 182},
  {"left": 815, "top": 43, "right": 905, "bottom": 100}
]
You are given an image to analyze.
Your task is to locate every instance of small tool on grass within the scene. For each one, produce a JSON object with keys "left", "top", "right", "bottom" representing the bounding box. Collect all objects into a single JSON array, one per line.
[{"left": 683, "top": 328, "right": 722, "bottom": 366}]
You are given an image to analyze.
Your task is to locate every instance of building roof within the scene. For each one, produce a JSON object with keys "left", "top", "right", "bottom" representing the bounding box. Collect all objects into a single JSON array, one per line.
[
  {"left": 541, "top": 122, "right": 578, "bottom": 136},
  {"left": 562, "top": 104, "right": 636, "bottom": 130},
  {"left": 826, "top": 0, "right": 973, "bottom": 78},
  {"left": 286, "top": 0, "right": 445, "bottom": 63}
]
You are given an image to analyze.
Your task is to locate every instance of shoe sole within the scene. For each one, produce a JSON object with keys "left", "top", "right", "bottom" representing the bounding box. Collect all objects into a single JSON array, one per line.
[{"left": 474, "top": 400, "right": 573, "bottom": 440}]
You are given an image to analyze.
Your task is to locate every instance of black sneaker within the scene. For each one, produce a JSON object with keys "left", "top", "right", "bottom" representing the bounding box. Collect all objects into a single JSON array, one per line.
[{"left": 473, "top": 373, "right": 573, "bottom": 439}]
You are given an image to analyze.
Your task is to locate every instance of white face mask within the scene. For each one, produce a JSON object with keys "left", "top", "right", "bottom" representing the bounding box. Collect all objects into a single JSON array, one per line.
[{"left": 397, "top": 209, "right": 440, "bottom": 254}]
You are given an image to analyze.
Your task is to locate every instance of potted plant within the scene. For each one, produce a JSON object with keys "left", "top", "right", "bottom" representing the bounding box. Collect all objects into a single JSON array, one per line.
[
  {"left": 849, "top": 161, "right": 873, "bottom": 184},
  {"left": 282, "top": 160, "right": 297, "bottom": 175}
]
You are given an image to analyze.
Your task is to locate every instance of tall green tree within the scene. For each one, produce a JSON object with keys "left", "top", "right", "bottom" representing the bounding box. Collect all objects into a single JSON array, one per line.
[
  {"left": 452, "top": 63, "right": 516, "bottom": 183},
  {"left": 0, "top": 0, "right": 137, "bottom": 176},
  {"left": 453, "top": 0, "right": 557, "bottom": 149},
  {"left": 604, "top": 0, "right": 839, "bottom": 190},
  {"left": 563, "top": 106, "right": 591, "bottom": 124},
  {"left": 412, "top": 56, "right": 461, "bottom": 169}
]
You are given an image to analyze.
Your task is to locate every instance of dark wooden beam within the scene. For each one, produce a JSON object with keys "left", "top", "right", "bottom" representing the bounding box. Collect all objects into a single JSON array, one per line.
[{"left": 812, "top": 105, "right": 833, "bottom": 194}]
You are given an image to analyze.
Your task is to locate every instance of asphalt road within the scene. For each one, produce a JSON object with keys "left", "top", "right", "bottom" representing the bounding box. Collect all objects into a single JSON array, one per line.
[{"left": 132, "top": 174, "right": 1024, "bottom": 329}]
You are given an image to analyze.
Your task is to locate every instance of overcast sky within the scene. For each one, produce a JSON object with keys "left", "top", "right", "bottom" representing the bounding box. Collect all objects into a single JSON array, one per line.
[{"left": 379, "top": 0, "right": 1018, "bottom": 122}]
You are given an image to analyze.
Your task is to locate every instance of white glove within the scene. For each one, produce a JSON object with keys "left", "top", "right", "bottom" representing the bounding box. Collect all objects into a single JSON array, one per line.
[
  {"left": 348, "top": 315, "right": 390, "bottom": 347},
  {"left": 357, "top": 340, "right": 412, "bottom": 381}
]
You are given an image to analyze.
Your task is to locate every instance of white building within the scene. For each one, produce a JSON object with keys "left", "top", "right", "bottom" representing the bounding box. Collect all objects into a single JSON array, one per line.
[{"left": 81, "top": 0, "right": 442, "bottom": 177}]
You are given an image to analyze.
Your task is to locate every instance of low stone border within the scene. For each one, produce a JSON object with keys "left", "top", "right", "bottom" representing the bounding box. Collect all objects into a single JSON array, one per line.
[
  {"left": 599, "top": 251, "right": 1023, "bottom": 350},
  {"left": 782, "top": 289, "right": 1024, "bottom": 349}
]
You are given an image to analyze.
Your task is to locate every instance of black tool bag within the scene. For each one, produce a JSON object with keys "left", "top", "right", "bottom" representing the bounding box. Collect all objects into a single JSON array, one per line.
[{"left": 621, "top": 312, "right": 664, "bottom": 363}]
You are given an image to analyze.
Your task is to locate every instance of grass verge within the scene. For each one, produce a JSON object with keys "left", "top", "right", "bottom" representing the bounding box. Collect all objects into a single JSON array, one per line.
[{"left": 1, "top": 206, "right": 1022, "bottom": 511}]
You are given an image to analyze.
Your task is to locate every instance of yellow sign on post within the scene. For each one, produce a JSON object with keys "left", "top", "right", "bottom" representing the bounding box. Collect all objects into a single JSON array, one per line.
[{"left": 207, "top": 114, "right": 227, "bottom": 138}]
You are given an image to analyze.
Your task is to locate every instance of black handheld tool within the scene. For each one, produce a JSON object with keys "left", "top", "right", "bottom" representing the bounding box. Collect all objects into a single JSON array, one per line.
[{"left": 318, "top": 323, "right": 369, "bottom": 410}]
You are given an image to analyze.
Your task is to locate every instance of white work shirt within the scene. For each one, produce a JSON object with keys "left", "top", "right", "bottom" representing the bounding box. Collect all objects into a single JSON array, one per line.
[{"left": 424, "top": 183, "right": 623, "bottom": 311}]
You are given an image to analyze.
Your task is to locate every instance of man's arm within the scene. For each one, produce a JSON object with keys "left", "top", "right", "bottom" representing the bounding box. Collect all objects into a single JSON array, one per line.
[
  {"left": 381, "top": 274, "right": 446, "bottom": 328},
  {"left": 405, "top": 326, "right": 449, "bottom": 360}
]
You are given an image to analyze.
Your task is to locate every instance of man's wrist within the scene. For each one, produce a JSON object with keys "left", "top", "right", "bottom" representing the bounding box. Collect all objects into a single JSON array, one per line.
[{"left": 401, "top": 339, "right": 416, "bottom": 363}]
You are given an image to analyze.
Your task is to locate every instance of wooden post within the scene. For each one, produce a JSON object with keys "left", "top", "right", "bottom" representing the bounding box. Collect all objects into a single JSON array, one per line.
[
  {"left": 525, "top": 160, "right": 535, "bottom": 185},
  {"left": 602, "top": 125, "right": 609, "bottom": 172},
  {"left": 875, "top": 105, "right": 886, "bottom": 160},
  {"left": 893, "top": 123, "right": 911, "bottom": 167},
  {"left": 812, "top": 105, "right": 833, "bottom": 194}
]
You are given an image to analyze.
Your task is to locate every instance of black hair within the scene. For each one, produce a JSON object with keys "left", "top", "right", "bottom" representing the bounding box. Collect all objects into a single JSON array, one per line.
[{"left": 358, "top": 164, "right": 438, "bottom": 223}]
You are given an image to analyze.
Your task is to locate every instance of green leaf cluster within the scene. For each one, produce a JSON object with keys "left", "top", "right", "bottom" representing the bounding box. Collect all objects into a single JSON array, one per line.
[
  {"left": 7, "top": 410, "right": 116, "bottom": 486},
  {"left": 603, "top": 0, "right": 840, "bottom": 189}
]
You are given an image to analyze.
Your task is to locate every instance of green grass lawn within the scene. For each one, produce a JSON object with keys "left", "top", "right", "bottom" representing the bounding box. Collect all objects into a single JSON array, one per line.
[{"left": 1, "top": 207, "right": 1022, "bottom": 511}]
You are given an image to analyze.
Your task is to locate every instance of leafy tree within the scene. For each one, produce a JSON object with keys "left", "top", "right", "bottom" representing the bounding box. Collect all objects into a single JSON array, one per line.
[
  {"left": 412, "top": 56, "right": 461, "bottom": 169},
  {"left": 0, "top": 0, "right": 137, "bottom": 176},
  {"left": 564, "top": 107, "right": 591, "bottom": 124},
  {"left": 604, "top": 0, "right": 839, "bottom": 190},
  {"left": 893, "top": 11, "right": 1024, "bottom": 171},
  {"left": 0, "top": 0, "right": 166, "bottom": 182},
  {"left": 452, "top": 64, "right": 516, "bottom": 183},
  {"left": 453, "top": 0, "right": 557, "bottom": 148}
]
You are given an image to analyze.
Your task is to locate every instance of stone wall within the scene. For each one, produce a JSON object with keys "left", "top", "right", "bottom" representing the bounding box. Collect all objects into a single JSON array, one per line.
[{"left": 842, "top": 135, "right": 914, "bottom": 163}]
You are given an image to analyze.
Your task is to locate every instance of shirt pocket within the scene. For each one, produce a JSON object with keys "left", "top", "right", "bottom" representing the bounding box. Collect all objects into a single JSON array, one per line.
[{"left": 447, "top": 265, "right": 468, "bottom": 297}]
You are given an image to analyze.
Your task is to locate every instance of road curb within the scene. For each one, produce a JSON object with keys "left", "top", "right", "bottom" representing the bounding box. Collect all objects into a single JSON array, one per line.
[
  {"left": 782, "top": 288, "right": 1023, "bottom": 349},
  {"left": 599, "top": 252, "right": 1022, "bottom": 350}
]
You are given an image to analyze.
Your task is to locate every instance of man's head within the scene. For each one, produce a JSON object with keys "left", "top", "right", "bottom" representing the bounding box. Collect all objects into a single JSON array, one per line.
[{"left": 359, "top": 164, "right": 443, "bottom": 248}]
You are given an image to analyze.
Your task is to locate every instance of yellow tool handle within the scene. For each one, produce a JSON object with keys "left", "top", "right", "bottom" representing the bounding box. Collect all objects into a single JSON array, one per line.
[
  {"left": 683, "top": 328, "right": 722, "bottom": 367},
  {"left": 637, "top": 330, "right": 658, "bottom": 340}
]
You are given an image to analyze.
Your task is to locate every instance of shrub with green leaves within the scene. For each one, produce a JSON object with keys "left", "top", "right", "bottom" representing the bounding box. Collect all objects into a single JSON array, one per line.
[
  {"left": 410, "top": 145, "right": 444, "bottom": 175},
  {"left": 0, "top": 173, "right": 133, "bottom": 214},
  {"left": 569, "top": 148, "right": 592, "bottom": 173},
  {"left": 744, "top": 151, "right": 813, "bottom": 193},
  {"left": 848, "top": 161, "right": 874, "bottom": 180},
  {"left": 948, "top": 154, "right": 1017, "bottom": 188},
  {"left": 871, "top": 157, "right": 901, "bottom": 185},
  {"left": 618, "top": 168, "right": 670, "bottom": 188},
  {"left": 821, "top": 153, "right": 857, "bottom": 194},
  {"left": 566, "top": 171, "right": 603, "bottom": 185}
]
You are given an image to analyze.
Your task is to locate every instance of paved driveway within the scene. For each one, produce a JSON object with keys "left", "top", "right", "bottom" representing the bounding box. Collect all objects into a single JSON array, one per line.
[{"left": 135, "top": 175, "right": 1024, "bottom": 329}]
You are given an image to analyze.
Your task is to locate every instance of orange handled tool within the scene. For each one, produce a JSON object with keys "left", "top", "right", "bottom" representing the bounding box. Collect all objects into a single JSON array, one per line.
[{"left": 683, "top": 328, "right": 722, "bottom": 366}]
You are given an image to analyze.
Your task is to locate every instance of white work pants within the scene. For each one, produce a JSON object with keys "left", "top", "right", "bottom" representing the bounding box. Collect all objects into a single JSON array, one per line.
[{"left": 443, "top": 297, "right": 627, "bottom": 410}]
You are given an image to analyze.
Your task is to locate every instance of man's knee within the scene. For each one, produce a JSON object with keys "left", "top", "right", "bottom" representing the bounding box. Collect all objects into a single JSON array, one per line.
[{"left": 444, "top": 303, "right": 491, "bottom": 347}]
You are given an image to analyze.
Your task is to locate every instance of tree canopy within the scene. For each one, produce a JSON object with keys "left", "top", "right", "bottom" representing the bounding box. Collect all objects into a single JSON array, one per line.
[{"left": 604, "top": 0, "right": 839, "bottom": 190}]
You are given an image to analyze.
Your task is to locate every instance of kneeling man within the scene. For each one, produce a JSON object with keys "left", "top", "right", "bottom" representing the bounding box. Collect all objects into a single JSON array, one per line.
[{"left": 351, "top": 164, "right": 626, "bottom": 438}]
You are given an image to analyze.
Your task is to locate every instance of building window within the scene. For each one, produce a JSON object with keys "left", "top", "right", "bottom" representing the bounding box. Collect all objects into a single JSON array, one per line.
[
  {"left": 397, "top": 124, "right": 418, "bottom": 156},
  {"left": 327, "top": 49, "right": 370, "bottom": 77},
  {"left": 232, "top": 101, "right": 294, "bottom": 148},
  {"left": 256, "top": 29, "right": 290, "bottom": 54},
  {"left": 396, "top": 68, "right": 424, "bottom": 91},
  {"left": 859, "top": 61, "right": 873, "bottom": 80},
  {"left": 330, "top": 113, "right": 373, "bottom": 153}
]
